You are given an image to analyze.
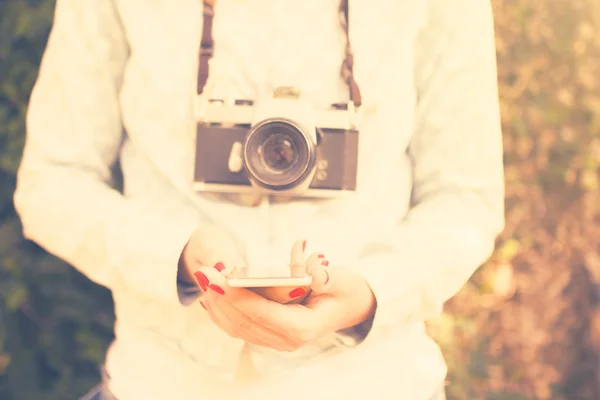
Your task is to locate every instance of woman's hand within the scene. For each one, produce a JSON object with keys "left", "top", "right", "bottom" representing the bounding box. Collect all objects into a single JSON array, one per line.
[
  {"left": 194, "top": 241, "right": 376, "bottom": 352},
  {"left": 178, "top": 224, "right": 243, "bottom": 285}
]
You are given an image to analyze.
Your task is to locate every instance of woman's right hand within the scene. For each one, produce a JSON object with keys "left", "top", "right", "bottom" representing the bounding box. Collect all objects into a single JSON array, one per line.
[{"left": 178, "top": 225, "right": 243, "bottom": 286}]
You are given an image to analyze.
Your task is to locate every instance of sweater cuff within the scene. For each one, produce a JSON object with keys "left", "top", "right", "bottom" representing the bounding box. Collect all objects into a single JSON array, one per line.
[{"left": 338, "top": 252, "right": 426, "bottom": 347}]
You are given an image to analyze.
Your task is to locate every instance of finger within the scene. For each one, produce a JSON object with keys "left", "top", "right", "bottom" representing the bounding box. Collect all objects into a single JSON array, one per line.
[
  {"left": 306, "top": 255, "right": 327, "bottom": 273},
  {"left": 308, "top": 261, "right": 336, "bottom": 294},
  {"left": 187, "top": 228, "right": 244, "bottom": 276},
  {"left": 279, "top": 251, "right": 323, "bottom": 304},
  {"left": 205, "top": 291, "right": 299, "bottom": 351},
  {"left": 195, "top": 266, "right": 312, "bottom": 337},
  {"left": 191, "top": 259, "right": 237, "bottom": 284},
  {"left": 201, "top": 295, "right": 284, "bottom": 347},
  {"left": 202, "top": 293, "right": 251, "bottom": 341},
  {"left": 289, "top": 239, "right": 307, "bottom": 276},
  {"left": 201, "top": 274, "right": 307, "bottom": 350},
  {"left": 220, "top": 257, "right": 243, "bottom": 278},
  {"left": 304, "top": 251, "right": 324, "bottom": 266},
  {"left": 285, "top": 288, "right": 310, "bottom": 305},
  {"left": 250, "top": 285, "right": 310, "bottom": 304},
  {"left": 304, "top": 256, "right": 327, "bottom": 295},
  {"left": 194, "top": 264, "right": 233, "bottom": 294},
  {"left": 207, "top": 254, "right": 244, "bottom": 278},
  {"left": 210, "top": 261, "right": 235, "bottom": 278},
  {"left": 200, "top": 298, "right": 229, "bottom": 333},
  {"left": 254, "top": 251, "right": 319, "bottom": 304},
  {"left": 203, "top": 294, "right": 275, "bottom": 348}
]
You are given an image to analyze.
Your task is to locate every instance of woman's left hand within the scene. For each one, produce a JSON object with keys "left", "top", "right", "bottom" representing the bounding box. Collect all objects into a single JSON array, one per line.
[{"left": 194, "top": 241, "right": 377, "bottom": 352}]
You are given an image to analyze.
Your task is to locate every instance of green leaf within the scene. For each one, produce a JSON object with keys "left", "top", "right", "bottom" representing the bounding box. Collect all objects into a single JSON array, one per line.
[{"left": 4, "top": 284, "right": 28, "bottom": 311}]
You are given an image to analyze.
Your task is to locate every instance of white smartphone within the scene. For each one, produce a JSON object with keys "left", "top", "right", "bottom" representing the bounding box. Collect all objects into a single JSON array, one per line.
[{"left": 227, "top": 268, "right": 312, "bottom": 288}]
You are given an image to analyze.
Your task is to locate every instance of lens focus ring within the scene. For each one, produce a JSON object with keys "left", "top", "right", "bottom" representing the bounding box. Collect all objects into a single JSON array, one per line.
[{"left": 243, "top": 118, "right": 316, "bottom": 192}]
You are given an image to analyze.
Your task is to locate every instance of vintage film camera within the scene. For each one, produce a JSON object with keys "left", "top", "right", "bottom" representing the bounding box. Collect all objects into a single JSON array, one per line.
[{"left": 193, "top": 87, "right": 360, "bottom": 198}]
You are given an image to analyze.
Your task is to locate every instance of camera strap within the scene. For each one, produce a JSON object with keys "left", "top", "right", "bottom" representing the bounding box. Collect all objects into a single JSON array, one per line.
[{"left": 196, "top": 0, "right": 363, "bottom": 108}]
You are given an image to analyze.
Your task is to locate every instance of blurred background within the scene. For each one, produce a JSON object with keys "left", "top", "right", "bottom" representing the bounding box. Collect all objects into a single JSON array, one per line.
[{"left": 1, "top": 0, "right": 599, "bottom": 399}]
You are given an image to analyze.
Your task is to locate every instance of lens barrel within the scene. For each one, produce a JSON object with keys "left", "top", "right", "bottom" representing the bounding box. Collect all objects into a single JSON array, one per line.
[{"left": 243, "top": 118, "right": 316, "bottom": 191}]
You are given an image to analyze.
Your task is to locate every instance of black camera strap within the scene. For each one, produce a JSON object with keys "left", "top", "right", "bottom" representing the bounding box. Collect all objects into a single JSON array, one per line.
[{"left": 197, "top": 0, "right": 363, "bottom": 108}]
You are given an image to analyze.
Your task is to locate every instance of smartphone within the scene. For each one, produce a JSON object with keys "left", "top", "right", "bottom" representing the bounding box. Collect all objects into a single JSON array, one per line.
[{"left": 227, "top": 268, "right": 313, "bottom": 288}]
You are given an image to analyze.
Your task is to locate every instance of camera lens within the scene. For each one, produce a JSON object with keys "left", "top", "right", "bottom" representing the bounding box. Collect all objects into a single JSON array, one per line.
[
  {"left": 260, "top": 134, "right": 298, "bottom": 173},
  {"left": 243, "top": 118, "right": 316, "bottom": 191}
]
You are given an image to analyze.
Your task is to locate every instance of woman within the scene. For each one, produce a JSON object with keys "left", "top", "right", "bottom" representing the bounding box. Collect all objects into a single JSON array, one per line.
[{"left": 14, "top": 0, "right": 504, "bottom": 399}]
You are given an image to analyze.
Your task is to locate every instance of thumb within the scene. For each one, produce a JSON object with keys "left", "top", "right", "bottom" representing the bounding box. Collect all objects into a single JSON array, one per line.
[
  {"left": 289, "top": 239, "right": 307, "bottom": 277},
  {"left": 197, "top": 250, "right": 242, "bottom": 279},
  {"left": 188, "top": 225, "right": 246, "bottom": 278},
  {"left": 307, "top": 258, "right": 347, "bottom": 296}
]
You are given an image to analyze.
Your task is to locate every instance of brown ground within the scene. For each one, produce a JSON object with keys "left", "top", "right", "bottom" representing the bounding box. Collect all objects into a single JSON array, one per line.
[{"left": 427, "top": 1, "right": 600, "bottom": 399}]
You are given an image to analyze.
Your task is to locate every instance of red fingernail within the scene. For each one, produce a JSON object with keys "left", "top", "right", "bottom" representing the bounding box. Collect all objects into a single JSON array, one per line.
[
  {"left": 317, "top": 254, "right": 325, "bottom": 258},
  {"left": 289, "top": 287, "right": 306, "bottom": 299},
  {"left": 194, "top": 271, "right": 209, "bottom": 287},
  {"left": 208, "top": 284, "right": 225, "bottom": 295},
  {"left": 200, "top": 282, "right": 208, "bottom": 291},
  {"left": 214, "top": 262, "right": 225, "bottom": 272},
  {"left": 200, "top": 302, "right": 207, "bottom": 310},
  {"left": 322, "top": 260, "right": 329, "bottom": 266},
  {"left": 302, "top": 240, "right": 306, "bottom": 251}
]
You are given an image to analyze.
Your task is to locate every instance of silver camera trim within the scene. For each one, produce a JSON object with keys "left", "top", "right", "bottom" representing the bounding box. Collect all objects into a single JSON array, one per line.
[
  {"left": 194, "top": 94, "right": 361, "bottom": 131},
  {"left": 191, "top": 181, "right": 348, "bottom": 198}
]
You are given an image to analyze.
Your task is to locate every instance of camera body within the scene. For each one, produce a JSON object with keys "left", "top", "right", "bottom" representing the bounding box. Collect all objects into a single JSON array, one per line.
[{"left": 193, "top": 87, "right": 359, "bottom": 198}]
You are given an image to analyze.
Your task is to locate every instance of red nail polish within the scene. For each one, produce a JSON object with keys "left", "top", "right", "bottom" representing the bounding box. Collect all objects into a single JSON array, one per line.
[
  {"left": 323, "top": 271, "right": 330, "bottom": 285},
  {"left": 317, "top": 254, "right": 325, "bottom": 259},
  {"left": 208, "top": 284, "right": 225, "bottom": 295},
  {"left": 194, "top": 271, "right": 209, "bottom": 287},
  {"left": 302, "top": 240, "right": 306, "bottom": 251},
  {"left": 200, "top": 302, "right": 207, "bottom": 310},
  {"left": 322, "top": 260, "right": 329, "bottom": 266},
  {"left": 289, "top": 287, "right": 306, "bottom": 299},
  {"left": 200, "top": 282, "right": 208, "bottom": 291},
  {"left": 214, "top": 262, "right": 225, "bottom": 272}
]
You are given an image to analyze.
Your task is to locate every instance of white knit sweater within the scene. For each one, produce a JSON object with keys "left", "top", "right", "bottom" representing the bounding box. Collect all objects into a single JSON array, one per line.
[{"left": 14, "top": 0, "right": 504, "bottom": 399}]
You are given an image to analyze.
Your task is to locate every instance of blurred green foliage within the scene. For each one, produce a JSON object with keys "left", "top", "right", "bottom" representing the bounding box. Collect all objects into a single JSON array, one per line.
[
  {"left": 1, "top": 1, "right": 115, "bottom": 399},
  {"left": 1, "top": 0, "right": 599, "bottom": 399}
]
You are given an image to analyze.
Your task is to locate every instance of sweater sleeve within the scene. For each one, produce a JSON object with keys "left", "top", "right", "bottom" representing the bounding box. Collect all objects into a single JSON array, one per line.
[
  {"left": 13, "top": 0, "right": 200, "bottom": 307},
  {"left": 348, "top": 0, "right": 505, "bottom": 344}
]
